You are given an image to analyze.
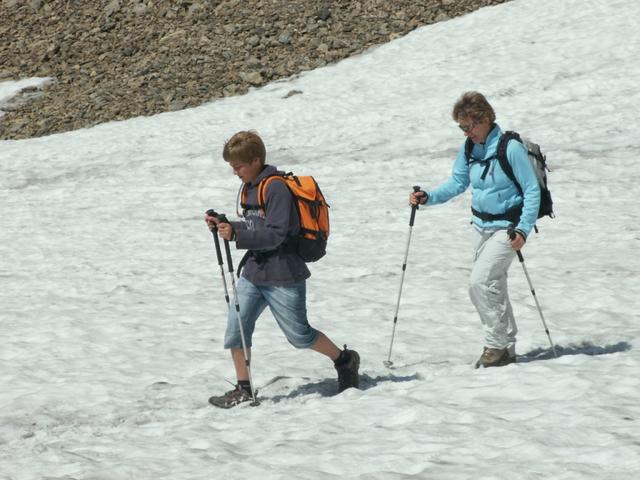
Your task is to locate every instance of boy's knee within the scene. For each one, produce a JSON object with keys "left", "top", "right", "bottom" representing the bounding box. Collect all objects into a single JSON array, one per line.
[
  {"left": 224, "top": 330, "right": 252, "bottom": 349},
  {"left": 285, "top": 329, "right": 318, "bottom": 349},
  {"left": 224, "top": 339, "right": 246, "bottom": 350}
]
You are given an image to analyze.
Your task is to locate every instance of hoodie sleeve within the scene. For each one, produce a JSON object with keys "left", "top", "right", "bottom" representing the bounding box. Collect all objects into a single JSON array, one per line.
[
  {"left": 230, "top": 220, "right": 248, "bottom": 231},
  {"left": 426, "top": 145, "right": 470, "bottom": 205},
  {"left": 508, "top": 141, "right": 540, "bottom": 237},
  {"left": 235, "top": 179, "right": 292, "bottom": 251}
]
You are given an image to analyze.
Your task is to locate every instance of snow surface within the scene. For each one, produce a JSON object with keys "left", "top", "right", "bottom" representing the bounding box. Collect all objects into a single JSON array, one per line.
[
  {"left": 0, "top": 78, "right": 52, "bottom": 117},
  {"left": 1, "top": 0, "right": 639, "bottom": 478}
]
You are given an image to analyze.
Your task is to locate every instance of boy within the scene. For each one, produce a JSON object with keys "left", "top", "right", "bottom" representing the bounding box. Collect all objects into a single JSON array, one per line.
[{"left": 205, "top": 130, "right": 360, "bottom": 408}]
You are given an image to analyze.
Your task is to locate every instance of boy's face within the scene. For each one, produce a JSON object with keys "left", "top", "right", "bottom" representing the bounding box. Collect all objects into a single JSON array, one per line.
[{"left": 229, "top": 157, "right": 263, "bottom": 183}]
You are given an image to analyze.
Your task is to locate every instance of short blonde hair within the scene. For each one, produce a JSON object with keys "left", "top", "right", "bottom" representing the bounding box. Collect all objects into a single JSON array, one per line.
[
  {"left": 452, "top": 91, "right": 496, "bottom": 124},
  {"left": 222, "top": 130, "right": 266, "bottom": 165}
]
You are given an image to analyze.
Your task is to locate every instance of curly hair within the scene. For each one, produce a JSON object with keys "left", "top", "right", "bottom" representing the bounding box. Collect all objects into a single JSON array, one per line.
[{"left": 452, "top": 91, "right": 496, "bottom": 123}]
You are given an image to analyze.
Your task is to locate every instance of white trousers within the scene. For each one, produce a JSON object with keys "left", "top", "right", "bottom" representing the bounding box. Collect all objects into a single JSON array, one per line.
[{"left": 469, "top": 229, "right": 517, "bottom": 354}]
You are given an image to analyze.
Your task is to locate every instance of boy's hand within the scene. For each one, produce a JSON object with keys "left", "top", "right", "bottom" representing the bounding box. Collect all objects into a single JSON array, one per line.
[
  {"left": 204, "top": 211, "right": 219, "bottom": 230},
  {"left": 217, "top": 222, "right": 235, "bottom": 241}
]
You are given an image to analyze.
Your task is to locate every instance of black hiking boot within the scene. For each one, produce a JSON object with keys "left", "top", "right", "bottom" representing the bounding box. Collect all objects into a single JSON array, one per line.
[
  {"left": 334, "top": 345, "right": 360, "bottom": 392},
  {"left": 208, "top": 384, "right": 257, "bottom": 409}
]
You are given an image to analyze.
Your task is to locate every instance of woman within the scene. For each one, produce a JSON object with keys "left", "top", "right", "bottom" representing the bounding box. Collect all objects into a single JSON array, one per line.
[{"left": 410, "top": 91, "right": 540, "bottom": 368}]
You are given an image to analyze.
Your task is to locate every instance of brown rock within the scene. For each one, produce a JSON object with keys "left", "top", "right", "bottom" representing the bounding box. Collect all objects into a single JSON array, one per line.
[{"left": 0, "top": 0, "right": 512, "bottom": 140}]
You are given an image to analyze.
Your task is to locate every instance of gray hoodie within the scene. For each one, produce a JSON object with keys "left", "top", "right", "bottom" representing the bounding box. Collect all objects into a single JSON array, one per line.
[{"left": 231, "top": 165, "right": 311, "bottom": 286}]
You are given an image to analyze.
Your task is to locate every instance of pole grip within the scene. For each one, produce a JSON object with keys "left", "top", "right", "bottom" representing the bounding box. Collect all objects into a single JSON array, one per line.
[
  {"left": 223, "top": 240, "right": 234, "bottom": 271},
  {"left": 211, "top": 228, "right": 224, "bottom": 266},
  {"left": 206, "top": 210, "right": 226, "bottom": 265},
  {"left": 216, "top": 214, "right": 235, "bottom": 271},
  {"left": 409, "top": 185, "right": 421, "bottom": 226},
  {"left": 507, "top": 227, "right": 525, "bottom": 262}
]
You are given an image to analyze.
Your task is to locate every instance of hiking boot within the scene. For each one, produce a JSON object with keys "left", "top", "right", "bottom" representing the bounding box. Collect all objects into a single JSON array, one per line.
[
  {"left": 208, "top": 384, "right": 255, "bottom": 409},
  {"left": 475, "top": 347, "right": 516, "bottom": 369},
  {"left": 335, "top": 345, "right": 360, "bottom": 392}
]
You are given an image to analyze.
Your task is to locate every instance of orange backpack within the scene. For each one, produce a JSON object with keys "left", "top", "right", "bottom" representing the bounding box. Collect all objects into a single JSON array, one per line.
[{"left": 241, "top": 172, "right": 330, "bottom": 262}]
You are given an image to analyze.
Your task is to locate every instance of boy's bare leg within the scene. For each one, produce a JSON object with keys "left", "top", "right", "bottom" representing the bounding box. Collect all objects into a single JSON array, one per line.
[
  {"left": 311, "top": 331, "right": 341, "bottom": 361},
  {"left": 232, "top": 333, "right": 341, "bottom": 381},
  {"left": 231, "top": 348, "right": 251, "bottom": 381}
]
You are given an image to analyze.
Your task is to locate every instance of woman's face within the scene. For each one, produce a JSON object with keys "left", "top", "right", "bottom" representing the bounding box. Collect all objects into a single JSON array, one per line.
[{"left": 458, "top": 116, "right": 492, "bottom": 144}]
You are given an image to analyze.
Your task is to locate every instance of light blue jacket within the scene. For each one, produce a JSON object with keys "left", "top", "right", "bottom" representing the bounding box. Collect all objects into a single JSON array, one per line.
[{"left": 426, "top": 125, "right": 540, "bottom": 237}]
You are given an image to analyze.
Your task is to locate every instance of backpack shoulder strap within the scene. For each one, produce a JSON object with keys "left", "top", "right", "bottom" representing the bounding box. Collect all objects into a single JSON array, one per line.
[
  {"left": 256, "top": 173, "right": 289, "bottom": 210},
  {"left": 464, "top": 137, "right": 474, "bottom": 163},
  {"left": 240, "top": 173, "right": 285, "bottom": 212},
  {"left": 240, "top": 183, "right": 250, "bottom": 210},
  {"left": 497, "top": 131, "right": 524, "bottom": 194}
]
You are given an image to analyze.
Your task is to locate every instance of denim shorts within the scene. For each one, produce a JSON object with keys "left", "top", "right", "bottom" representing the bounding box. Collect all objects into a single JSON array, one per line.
[{"left": 224, "top": 277, "right": 319, "bottom": 349}]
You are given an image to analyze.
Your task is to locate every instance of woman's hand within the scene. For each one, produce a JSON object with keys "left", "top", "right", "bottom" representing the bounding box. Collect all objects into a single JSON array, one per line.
[
  {"left": 509, "top": 230, "right": 526, "bottom": 251},
  {"left": 409, "top": 190, "right": 428, "bottom": 206}
]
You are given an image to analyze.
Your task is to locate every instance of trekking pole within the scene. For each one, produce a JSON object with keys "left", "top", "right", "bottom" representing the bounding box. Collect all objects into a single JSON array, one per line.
[
  {"left": 384, "top": 186, "right": 422, "bottom": 368},
  {"left": 217, "top": 213, "right": 259, "bottom": 405},
  {"left": 508, "top": 228, "right": 558, "bottom": 358},
  {"left": 205, "top": 209, "right": 230, "bottom": 308}
]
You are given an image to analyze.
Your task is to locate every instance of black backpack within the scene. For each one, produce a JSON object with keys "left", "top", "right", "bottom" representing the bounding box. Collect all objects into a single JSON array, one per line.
[{"left": 465, "top": 131, "right": 554, "bottom": 220}]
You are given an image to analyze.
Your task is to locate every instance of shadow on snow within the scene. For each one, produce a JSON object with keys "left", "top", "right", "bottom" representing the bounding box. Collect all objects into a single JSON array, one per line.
[
  {"left": 517, "top": 340, "right": 631, "bottom": 363},
  {"left": 261, "top": 341, "right": 630, "bottom": 403},
  {"left": 267, "top": 372, "right": 420, "bottom": 403}
]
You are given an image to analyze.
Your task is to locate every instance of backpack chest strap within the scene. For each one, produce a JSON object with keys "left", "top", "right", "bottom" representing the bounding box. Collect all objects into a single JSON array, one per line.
[
  {"left": 468, "top": 154, "right": 497, "bottom": 181},
  {"left": 465, "top": 137, "right": 496, "bottom": 181}
]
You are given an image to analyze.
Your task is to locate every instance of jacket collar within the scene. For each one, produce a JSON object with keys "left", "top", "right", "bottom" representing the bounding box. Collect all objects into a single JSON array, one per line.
[
  {"left": 247, "top": 164, "right": 277, "bottom": 187},
  {"left": 483, "top": 123, "right": 502, "bottom": 146}
]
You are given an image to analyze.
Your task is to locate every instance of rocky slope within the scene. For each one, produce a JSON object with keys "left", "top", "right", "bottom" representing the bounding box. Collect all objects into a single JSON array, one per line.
[{"left": 0, "top": 0, "right": 510, "bottom": 140}]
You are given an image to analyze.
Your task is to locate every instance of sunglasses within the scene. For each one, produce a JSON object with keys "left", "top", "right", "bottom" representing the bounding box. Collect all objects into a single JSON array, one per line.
[{"left": 458, "top": 121, "right": 477, "bottom": 133}]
